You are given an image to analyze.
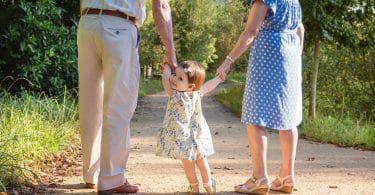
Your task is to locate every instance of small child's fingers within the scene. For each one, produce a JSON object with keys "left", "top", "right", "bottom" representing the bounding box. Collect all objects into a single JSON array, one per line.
[{"left": 220, "top": 75, "right": 226, "bottom": 82}]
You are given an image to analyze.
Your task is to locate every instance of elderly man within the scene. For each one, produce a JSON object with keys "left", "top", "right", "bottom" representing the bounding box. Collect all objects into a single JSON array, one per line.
[{"left": 77, "top": 0, "right": 177, "bottom": 193}]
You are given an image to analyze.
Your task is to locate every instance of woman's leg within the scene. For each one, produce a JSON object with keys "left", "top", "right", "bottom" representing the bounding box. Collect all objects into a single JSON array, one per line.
[
  {"left": 196, "top": 157, "right": 212, "bottom": 184},
  {"left": 181, "top": 160, "right": 199, "bottom": 184},
  {"left": 274, "top": 128, "right": 298, "bottom": 184},
  {"left": 245, "top": 124, "right": 269, "bottom": 185}
]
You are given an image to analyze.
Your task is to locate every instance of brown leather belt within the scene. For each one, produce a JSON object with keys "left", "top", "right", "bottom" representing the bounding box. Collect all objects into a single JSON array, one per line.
[{"left": 83, "top": 8, "right": 136, "bottom": 23}]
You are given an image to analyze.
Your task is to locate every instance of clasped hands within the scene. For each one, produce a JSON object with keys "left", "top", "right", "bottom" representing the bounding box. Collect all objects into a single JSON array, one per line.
[
  {"left": 159, "top": 54, "right": 232, "bottom": 82},
  {"left": 215, "top": 60, "right": 232, "bottom": 81}
]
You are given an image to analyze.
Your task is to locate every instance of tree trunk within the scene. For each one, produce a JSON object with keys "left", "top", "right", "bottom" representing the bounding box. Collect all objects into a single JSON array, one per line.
[
  {"left": 309, "top": 39, "right": 320, "bottom": 119},
  {"left": 143, "top": 64, "right": 153, "bottom": 78}
]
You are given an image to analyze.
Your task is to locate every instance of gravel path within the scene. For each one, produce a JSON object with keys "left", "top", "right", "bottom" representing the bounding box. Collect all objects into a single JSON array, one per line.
[{"left": 52, "top": 92, "right": 375, "bottom": 195}]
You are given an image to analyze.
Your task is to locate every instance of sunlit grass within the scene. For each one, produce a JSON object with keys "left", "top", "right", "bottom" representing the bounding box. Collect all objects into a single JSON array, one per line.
[
  {"left": 0, "top": 77, "right": 170, "bottom": 190},
  {"left": 300, "top": 115, "right": 375, "bottom": 150},
  {"left": 0, "top": 90, "right": 78, "bottom": 189},
  {"left": 214, "top": 84, "right": 375, "bottom": 150},
  {"left": 138, "top": 77, "right": 163, "bottom": 97},
  {"left": 214, "top": 84, "right": 244, "bottom": 117}
]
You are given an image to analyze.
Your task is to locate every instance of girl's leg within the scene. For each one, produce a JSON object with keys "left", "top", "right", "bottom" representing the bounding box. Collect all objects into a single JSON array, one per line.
[
  {"left": 196, "top": 157, "right": 212, "bottom": 184},
  {"left": 245, "top": 124, "right": 269, "bottom": 185},
  {"left": 196, "top": 157, "right": 216, "bottom": 194},
  {"left": 181, "top": 160, "right": 198, "bottom": 184},
  {"left": 274, "top": 128, "right": 298, "bottom": 185}
]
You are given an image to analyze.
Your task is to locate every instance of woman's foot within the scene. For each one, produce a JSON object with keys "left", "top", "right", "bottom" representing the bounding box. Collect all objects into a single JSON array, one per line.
[
  {"left": 234, "top": 176, "right": 270, "bottom": 195},
  {"left": 270, "top": 175, "right": 294, "bottom": 194},
  {"left": 187, "top": 182, "right": 199, "bottom": 194},
  {"left": 203, "top": 179, "right": 216, "bottom": 194}
]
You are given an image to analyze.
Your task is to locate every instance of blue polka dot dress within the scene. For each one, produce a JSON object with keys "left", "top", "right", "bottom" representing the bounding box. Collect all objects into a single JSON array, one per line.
[{"left": 241, "top": 0, "right": 303, "bottom": 130}]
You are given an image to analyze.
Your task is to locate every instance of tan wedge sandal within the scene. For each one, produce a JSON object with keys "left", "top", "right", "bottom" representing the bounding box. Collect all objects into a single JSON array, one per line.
[
  {"left": 270, "top": 175, "right": 294, "bottom": 194},
  {"left": 203, "top": 179, "right": 216, "bottom": 194},
  {"left": 187, "top": 182, "right": 199, "bottom": 195},
  {"left": 234, "top": 176, "right": 270, "bottom": 195}
]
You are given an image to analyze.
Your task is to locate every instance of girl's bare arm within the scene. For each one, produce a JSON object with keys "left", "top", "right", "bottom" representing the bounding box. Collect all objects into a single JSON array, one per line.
[{"left": 162, "top": 65, "right": 172, "bottom": 96}]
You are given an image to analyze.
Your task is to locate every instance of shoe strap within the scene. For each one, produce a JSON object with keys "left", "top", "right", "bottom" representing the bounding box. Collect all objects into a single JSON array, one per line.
[
  {"left": 251, "top": 176, "right": 269, "bottom": 185},
  {"left": 189, "top": 182, "right": 199, "bottom": 187},
  {"left": 240, "top": 176, "right": 269, "bottom": 192},
  {"left": 188, "top": 182, "right": 199, "bottom": 193},
  {"left": 203, "top": 179, "right": 216, "bottom": 188},
  {"left": 277, "top": 175, "right": 293, "bottom": 184}
]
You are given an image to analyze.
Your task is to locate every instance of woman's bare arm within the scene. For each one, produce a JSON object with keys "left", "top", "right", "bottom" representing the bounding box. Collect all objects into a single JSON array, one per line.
[
  {"left": 216, "top": 0, "right": 269, "bottom": 79},
  {"left": 161, "top": 65, "right": 172, "bottom": 96}
]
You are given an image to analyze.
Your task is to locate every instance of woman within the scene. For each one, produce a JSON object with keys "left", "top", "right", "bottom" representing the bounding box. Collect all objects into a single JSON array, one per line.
[{"left": 216, "top": 0, "right": 304, "bottom": 194}]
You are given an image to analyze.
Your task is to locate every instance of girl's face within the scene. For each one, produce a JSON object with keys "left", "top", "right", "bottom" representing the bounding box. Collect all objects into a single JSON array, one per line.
[{"left": 170, "top": 66, "right": 194, "bottom": 92}]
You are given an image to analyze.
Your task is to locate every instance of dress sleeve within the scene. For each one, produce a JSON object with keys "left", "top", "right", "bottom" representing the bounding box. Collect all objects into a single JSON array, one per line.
[{"left": 252, "top": 0, "right": 277, "bottom": 15}]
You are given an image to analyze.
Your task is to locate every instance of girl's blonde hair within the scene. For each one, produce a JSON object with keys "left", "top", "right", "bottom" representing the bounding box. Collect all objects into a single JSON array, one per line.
[{"left": 179, "top": 61, "right": 205, "bottom": 91}]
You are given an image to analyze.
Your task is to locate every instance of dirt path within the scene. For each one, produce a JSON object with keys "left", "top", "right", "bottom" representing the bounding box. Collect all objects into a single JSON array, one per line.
[{"left": 51, "top": 92, "right": 375, "bottom": 195}]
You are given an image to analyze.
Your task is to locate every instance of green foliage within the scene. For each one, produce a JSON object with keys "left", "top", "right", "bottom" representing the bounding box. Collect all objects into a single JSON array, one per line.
[
  {"left": 140, "top": 0, "right": 248, "bottom": 72},
  {"left": 170, "top": 0, "right": 219, "bottom": 67},
  {"left": 211, "top": 0, "right": 249, "bottom": 72},
  {"left": 0, "top": 90, "right": 78, "bottom": 187},
  {"left": 139, "top": 1, "right": 165, "bottom": 72},
  {"left": 0, "top": 0, "right": 78, "bottom": 95},
  {"left": 303, "top": 44, "right": 375, "bottom": 121},
  {"left": 301, "top": 0, "right": 374, "bottom": 49}
]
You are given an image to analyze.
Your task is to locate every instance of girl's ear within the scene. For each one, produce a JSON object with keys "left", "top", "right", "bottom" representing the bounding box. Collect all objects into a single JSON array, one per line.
[{"left": 188, "top": 83, "right": 195, "bottom": 90}]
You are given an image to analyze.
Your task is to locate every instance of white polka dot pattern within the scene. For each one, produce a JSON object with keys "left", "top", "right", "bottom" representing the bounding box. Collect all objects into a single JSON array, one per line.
[{"left": 241, "top": 0, "right": 302, "bottom": 130}]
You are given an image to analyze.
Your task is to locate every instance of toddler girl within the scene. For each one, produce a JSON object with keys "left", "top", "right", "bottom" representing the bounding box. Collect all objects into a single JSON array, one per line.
[{"left": 156, "top": 61, "right": 222, "bottom": 194}]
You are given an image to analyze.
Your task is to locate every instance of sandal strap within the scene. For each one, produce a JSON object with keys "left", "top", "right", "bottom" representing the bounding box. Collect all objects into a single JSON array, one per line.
[
  {"left": 252, "top": 176, "right": 269, "bottom": 185},
  {"left": 276, "top": 175, "right": 293, "bottom": 184},
  {"left": 237, "top": 176, "right": 270, "bottom": 192},
  {"left": 189, "top": 182, "right": 199, "bottom": 187}
]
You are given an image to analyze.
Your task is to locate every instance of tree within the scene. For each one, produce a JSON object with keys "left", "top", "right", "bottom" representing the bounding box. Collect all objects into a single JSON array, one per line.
[
  {"left": 301, "top": 0, "right": 374, "bottom": 119},
  {"left": 212, "top": 0, "right": 248, "bottom": 72},
  {"left": 0, "top": 0, "right": 78, "bottom": 95},
  {"left": 170, "top": 0, "right": 219, "bottom": 68},
  {"left": 140, "top": 0, "right": 222, "bottom": 75},
  {"left": 139, "top": 1, "right": 165, "bottom": 78}
]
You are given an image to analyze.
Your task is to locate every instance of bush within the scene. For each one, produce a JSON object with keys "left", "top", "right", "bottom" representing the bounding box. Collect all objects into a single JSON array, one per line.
[{"left": 0, "top": 0, "right": 78, "bottom": 95}]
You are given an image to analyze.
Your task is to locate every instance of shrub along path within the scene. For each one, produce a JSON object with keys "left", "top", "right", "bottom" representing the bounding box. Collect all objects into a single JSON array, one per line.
[{"left": 47, "top": 91, "right": 375, "bottom": 194}]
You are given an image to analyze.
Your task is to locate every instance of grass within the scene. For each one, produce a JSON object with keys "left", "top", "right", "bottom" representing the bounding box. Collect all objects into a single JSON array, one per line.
[
  {"left": 300, "top": 115, "right": 375, "bottom": 150},
  {"left": 138, "top": 77, "right": 163, "bottom": 97},
  {"left": 214, "top": 84, "right": 375, "bottom": 150},
  {"left": 0, "top": 90, "right": 78, "bottom": 190},
  {"left": 214, "top": 84, "right": 244, "bottom": 117},
  {"left": 0, "top": 77, "right": 163, "bottom": 191}
]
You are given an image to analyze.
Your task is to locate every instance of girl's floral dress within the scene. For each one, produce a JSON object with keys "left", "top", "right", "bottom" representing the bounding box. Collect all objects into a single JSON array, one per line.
[{"left": 156, "top": 90, "right": 214, "bottom": 160}]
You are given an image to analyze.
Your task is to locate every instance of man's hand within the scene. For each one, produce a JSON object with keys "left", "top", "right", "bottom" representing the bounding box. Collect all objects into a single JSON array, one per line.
[{"left": 163, "top": 55, "right": 177, "bottom": 72}]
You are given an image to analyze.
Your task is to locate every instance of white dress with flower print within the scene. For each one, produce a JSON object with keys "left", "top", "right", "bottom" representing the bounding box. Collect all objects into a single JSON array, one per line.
[{"left": 156, "top": 90, "right": 214, "bottom": 160}]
